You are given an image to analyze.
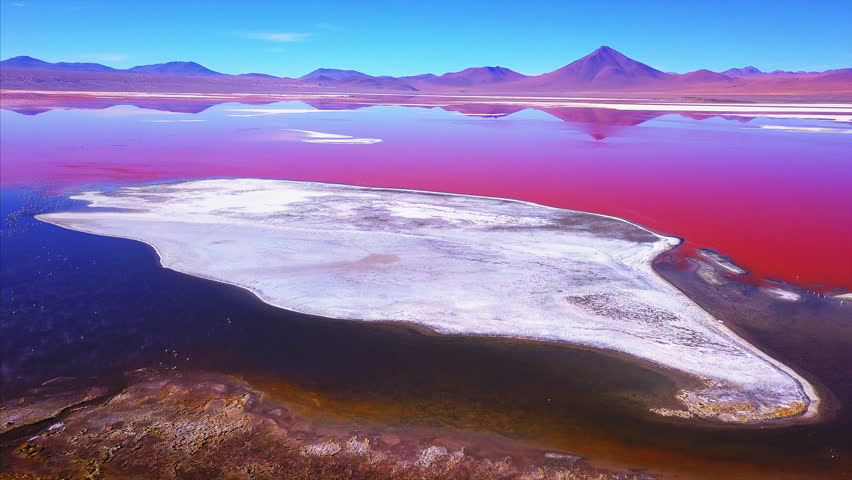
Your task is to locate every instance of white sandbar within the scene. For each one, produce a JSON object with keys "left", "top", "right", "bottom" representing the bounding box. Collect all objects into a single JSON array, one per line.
[{"left": 37, "top": 179, "right": 818, "bottom": 423}]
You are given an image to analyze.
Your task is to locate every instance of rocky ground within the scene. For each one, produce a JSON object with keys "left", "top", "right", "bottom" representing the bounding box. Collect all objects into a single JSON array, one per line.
[{"left": 0, "top": 370, "right": 653, "bottom": 480}]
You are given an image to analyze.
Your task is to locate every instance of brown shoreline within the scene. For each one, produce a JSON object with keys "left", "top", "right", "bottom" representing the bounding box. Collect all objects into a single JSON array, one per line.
[{"left": 0, "top": 369, "right": 649, "bottom": 480}]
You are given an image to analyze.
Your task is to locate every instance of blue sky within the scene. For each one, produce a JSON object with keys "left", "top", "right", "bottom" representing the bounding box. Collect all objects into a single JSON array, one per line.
[{"left": 1, "top": 0, "right": 850, "bottom": 76}]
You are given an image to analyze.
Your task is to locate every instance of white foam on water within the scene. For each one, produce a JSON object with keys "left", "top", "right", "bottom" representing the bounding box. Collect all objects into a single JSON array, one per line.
[
  {"left": 282, "top": 129, "right": 382, "bottom": 144},
  {"left": 756, "top": 125, "right": 852, "bottom": 133}
]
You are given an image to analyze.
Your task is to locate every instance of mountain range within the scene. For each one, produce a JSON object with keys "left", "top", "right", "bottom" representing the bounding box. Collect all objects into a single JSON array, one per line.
[{"left": 2, "top": 46, "right": 850, "bottom": 96}]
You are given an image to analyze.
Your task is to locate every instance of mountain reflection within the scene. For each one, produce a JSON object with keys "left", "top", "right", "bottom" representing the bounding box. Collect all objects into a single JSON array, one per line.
[{"left": 1, "top": 92, "right": 755, "bottom": 141}]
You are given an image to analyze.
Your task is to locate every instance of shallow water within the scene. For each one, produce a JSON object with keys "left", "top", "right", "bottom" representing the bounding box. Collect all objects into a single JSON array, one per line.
[{"left": 2, "top": 96, "right": 852, "bottom": 478}]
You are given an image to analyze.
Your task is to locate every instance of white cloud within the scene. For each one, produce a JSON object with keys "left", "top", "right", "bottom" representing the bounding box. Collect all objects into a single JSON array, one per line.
[{"left": 247, "top": 32, "right": 310, "bottom": 43}]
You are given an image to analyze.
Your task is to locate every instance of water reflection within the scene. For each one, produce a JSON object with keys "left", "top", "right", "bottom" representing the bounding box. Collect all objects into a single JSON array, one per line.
[{"left": 2, "top": 92, "right": 752, "bottom": 140}]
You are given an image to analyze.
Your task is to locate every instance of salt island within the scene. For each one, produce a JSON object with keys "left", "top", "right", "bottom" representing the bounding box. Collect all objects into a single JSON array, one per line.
[{"left": 37, "top": 179, "right": 818, "bottom": 423}]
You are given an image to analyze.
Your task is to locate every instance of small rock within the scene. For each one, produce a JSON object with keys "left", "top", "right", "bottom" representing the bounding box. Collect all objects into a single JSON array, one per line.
[
  {"left": 204, "top": 399, "right": 225, "bottom": 413},
  {"left": 697, "top": 249, "right": 747, "bottom": 275},
  {"left": 301, "top": 439, "right": 342, "bottom": 457},
  {"left": 761, "top": 287, "right": 801, "bottom": 302},
  {"left": 650, "top": 407, "right": 694, "bottom": 419},
  {"left": 416, "top": 445, "right": 448, "bottom": 468},
  {"left": 446, "top": 449, "right": 465, "bottom": 466},
  {"left": 544, "top": 451, "right": 581, "bottom": 466},
  {"left": 15, "top": 442, "right": 45, "bottom": 458},
  {"left": 345, "top": 436, "right": 370, "bottom": 455}
]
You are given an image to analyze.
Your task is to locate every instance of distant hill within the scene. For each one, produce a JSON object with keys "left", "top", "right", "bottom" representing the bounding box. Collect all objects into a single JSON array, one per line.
[
  {"left": 300, "top": 68, "right": 372, "bottom": 82},
  {"left": 808, "top": 69, "right": 852, "bottom": 86},
  {"left": 299, "top": 68, "right": 417, "bottom": 90},
  {"left": 1, "top": 55, "right": 117, "bottom": 72},
  {"left": 414, "top": 66, "right": 527, "bottom": 87},
  {"left": 519, "top": 46, "right": 669, "bottom": 89},
  {"left": 347, "top": 76, "right": 418, "bottom": 91},
  {"left": 826, "top": 68, "right": 852, "bottom": 75},
  {"left": 722, "top": 66, "right": 763, "bottom": 77},
  {"left": 127, "top": 61, "right": 222, "bottom": 76},
  {"left": 238, "top": 72, "right": 281, "bottom": 79},
  {"left": 0, "top": 57, "right": 222, "bottom": 76},
  {"left": 402, "top": 73, "right": 437, "bottom": 81},
  {"left": 676, "top": 69, "right": 733, "bottom": 83}
]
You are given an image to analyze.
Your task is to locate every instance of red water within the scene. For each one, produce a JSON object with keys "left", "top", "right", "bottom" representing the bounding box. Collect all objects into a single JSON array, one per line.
[{"left": 2, "top": 98, "right": 851, "bottom": 290}]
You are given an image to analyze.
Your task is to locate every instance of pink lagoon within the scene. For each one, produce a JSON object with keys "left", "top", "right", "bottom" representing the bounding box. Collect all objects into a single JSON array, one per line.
[
  {"left": 2, "top": 2, "right": 852, "bottom": 479},
  {"left": 3, "top": 92, "right": 850, "bottom": 290}
]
